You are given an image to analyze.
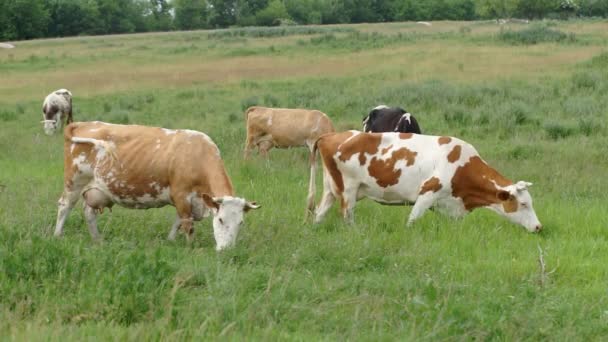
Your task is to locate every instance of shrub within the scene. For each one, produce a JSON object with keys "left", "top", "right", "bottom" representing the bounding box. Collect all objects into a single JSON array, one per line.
[
  {"left": 571, "top": 72, "right": 599, "bottom": 90},
  {"left": 263, "top": 94, "right": 280, "bottom": 107},
  {"left": 544, "top": 122, "right": 574, "bottom": 140},
  {"left": 498, "top": 24, "right": 575, "bottom": 45},
  {"left": 578, "top": 118, "right": 601, "bottom": 136},
  {"left": 241, "top": 96, "right": 260, "bottom": 111},
  {"left": 0, "top": 110, "right": 17, "bottom": 122}
]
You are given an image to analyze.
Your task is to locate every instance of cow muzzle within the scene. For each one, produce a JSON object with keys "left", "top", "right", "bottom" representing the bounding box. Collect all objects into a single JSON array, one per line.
[{"left": 41, "top": 120, "right": 58, "bottom": 135}]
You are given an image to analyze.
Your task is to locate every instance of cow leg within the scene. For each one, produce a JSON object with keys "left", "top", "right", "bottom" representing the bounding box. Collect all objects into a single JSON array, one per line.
[
  {"left": 314, "top": 190, "right": 335, "bottom": 223},
  {"left": 341, "top": 186, "right": 358, "bottom": 224},
  {"left": 54, "top": 189, "right": 81, "bottom": 237},
  {"left": 407, "top": 193, "right": 436, "bottom": 226},
  {"left": 66, "top": 109, "right": 73, "bottom": 125},
  {"left": 173, "top": 197, "right": 195, "bottom": 242},
  {"left": 167, "top": 215, "right": 181, "bottom": 240},
  {"left": 258, "top": 141, "right": 273, "bottom": 158},
  {"left": 83, "top": 205, "right": 101, "bottom": 241},
  {"left": 244, "top": 134, "right": 255, "bottom": 160}
]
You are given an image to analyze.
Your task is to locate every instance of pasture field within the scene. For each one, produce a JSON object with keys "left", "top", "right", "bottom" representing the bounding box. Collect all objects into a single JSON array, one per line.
[{"left": 1, "top": 20, "right": 608, "bottom": 340}]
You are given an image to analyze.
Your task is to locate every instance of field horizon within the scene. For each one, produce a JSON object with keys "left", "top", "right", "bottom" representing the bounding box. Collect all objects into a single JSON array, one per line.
[{"left": 1, "top": 20, "right": 608, "bottom": 340}]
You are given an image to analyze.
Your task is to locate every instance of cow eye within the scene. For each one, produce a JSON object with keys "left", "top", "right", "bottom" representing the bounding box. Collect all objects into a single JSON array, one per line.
[
  {"left": 219, "top": 218, "right": 224, "bottom": 224},
  {"left": 520, "top": 202, "right": 527, "bottom": 208}
]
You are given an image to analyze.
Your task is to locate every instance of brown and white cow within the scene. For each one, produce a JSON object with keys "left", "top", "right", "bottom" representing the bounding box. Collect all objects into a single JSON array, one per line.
[
  {"left": 243, "top": 106, "right": 335, "bottom": 159},
  {"left": 307, "top": 131, "right": 542, "bottom": 232},
  {"left": 42, "top": 89, "right": 73, "bottom": 135},
  {"left": 54, "top": 122, "right": 260, "bottom": 250}
]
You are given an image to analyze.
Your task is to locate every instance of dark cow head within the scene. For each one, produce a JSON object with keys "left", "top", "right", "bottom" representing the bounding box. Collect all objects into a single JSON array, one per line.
[{"left": 362, "top": 105, "right": 422, "bottom": 134}]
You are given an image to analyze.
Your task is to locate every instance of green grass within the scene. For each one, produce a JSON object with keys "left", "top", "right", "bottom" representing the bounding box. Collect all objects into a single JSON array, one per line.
[{"left": 1, "top": 20, "right": 608, "bottom": 340}]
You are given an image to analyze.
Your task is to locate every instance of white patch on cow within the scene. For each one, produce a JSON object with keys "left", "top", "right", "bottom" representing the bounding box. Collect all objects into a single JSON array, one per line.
[
  {"left": 373, "top": 105, "right": 389, "bottom": 110},
  {"left": 89, "top": 128, "right": 100, "bottom": 132},
  {"left": 362, "top": 116, "right": 370, "bottom": 131},
  {"left": 70, "top": 144, "right": 75, "bottom": 154},
  {"left": 72, "top": 153, "right": 93, "bottom": 175},
  {"left": 183, "top": 129, "right": 204, "bottom": 136},
  {"left": 394, "top": 113, "right": 413, "bottom": 131},
  {"left": 162, "top": 128, "right": 177, "bottom": 135}
]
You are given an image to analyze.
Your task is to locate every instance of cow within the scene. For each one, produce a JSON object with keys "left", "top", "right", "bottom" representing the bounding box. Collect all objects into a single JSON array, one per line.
[
  {"left": 307, "top": 131, "right": 542, "bottom": 232},
  {"left": 54, "top": 122, "right": 260, "bottom": 250},
  {"left": 362, "top": 105, "right": 422, "bottom": 134},
  {"left": 42, "top": 89, "right": 73, "bottom": 135},
  {"left": 243, "top": 106, "right": 335, "bottom": 159}
]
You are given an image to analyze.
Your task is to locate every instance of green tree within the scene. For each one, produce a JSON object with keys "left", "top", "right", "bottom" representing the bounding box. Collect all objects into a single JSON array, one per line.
[
  {"left": 516, "top": 0, "right": 558, "bottom": 18},
  {"left": 174, "top": 0, "right": 208, "bottom": 30},
  {"left": 255, "top": 0, "right": 290, "bottom": 25},
  {"left": 148, "top": 0, "right": 173, "bottom": 31},
  {"left": 1, "top": 0, "right": 49, "bottom": 40},
  {"left": 208, "top": 0, "right": 237, "bottom": 27},
  {"left": 47, "top": 0, "right": 102, "bottom": 37},
  {"left": 475, "top": 0, "right": 520, "bottom": 18}
]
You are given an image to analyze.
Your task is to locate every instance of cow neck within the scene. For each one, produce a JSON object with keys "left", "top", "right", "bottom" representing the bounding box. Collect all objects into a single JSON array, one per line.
[
  {"left": 451, "top": 156, "right": 512, "bottom": 210},
  {"left": 206, "top": 169, "right": 234, "bottom": 198}
]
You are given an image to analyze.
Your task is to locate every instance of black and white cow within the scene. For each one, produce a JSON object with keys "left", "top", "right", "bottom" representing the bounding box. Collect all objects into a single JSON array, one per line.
[
  {"left": 42, "top": 89, "right": 73, "bottom": 135},
  {"left": 362, "top": 105, "right": 421, "bottom": 134}
]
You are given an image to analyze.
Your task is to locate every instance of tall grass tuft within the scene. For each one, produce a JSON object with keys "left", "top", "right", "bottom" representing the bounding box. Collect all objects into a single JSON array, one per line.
[
  {"left": 498, "top": 24, "right": 576, "bottom": 45},
  {"left": 544, "top": 122, "right": 574, "bottom": 140}
]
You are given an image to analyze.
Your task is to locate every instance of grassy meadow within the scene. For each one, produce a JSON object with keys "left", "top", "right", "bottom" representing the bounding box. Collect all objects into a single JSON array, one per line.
[{"left": 1, "top": 20, "right": 608, "bottom": 340}]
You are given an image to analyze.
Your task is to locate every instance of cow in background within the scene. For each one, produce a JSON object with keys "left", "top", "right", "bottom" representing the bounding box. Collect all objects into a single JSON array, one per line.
[
  {"left": 307, "top": 131, "right": 542, "bottom": 232},
  {"left": 244, "top": 106, "right": 335, "bottom": 159},
  {"left": 42, "top": 89, "right": 73, "bottom": 135},
  {"left": 55, "top": 122, "right": 260, "bottom": 250},
  {"left": 362, "top": 105, "right": 421, "bottom": 134}
]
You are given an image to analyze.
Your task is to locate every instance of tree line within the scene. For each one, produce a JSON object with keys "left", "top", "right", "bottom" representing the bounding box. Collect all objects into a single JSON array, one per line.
[{"left": 1, "top": 0, "right": 606, "bottom": 41}]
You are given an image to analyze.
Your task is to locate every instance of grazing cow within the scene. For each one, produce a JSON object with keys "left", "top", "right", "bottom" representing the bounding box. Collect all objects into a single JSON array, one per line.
[
  {"left": 362, "top": 105, "right": 422, "bottom": 134},
  {"left": 42, "top": 89, "right": 73, "bottom": 135},
  {"left": 243, "top": 106, "right": 335, "bottom": 158},
  {"left": 54, "top": 122, "right": 260, "bottom": 250},
  {"left": 307, "top": 131, "right": 542, "bottom": 232}
]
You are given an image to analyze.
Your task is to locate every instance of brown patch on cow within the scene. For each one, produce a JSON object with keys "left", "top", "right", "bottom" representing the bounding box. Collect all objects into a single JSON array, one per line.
[
  {"left": 381, "top": 144, "right": 393, "bottom": 155},
  {"left": 338, "top": 133, "right": 381, "bottom": 164},
  {"left": 438, "top": 136, "right": 452, "bottom": 145},
  {"left": 399, "top": 133, "right": 413, "bottom": 140},
  {"left": 368, "top": 147, "right": 418, "bottom": 187},
  {"left": 502, "top": 195, "right": 518, "bottom": 213},
  {"left": 447, "top": 145, "right": 462, "bottom": 163},
  {"left": 420, "top": 177, "right": 442, "bottom": 194},
  {"left": 317, "top": 132, "right": 355, "bottom": 194},
  {"left": 451, "top": 156, "right": 513, "bottom": 210}
]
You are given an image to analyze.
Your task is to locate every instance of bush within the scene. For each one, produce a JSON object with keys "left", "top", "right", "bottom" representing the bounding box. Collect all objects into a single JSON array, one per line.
[
  {"left": 241, "top": 96, "right": 260, "bottom": 111},
  {"left": 0, "top": 110, "right": 17, "bottom": 122},
  {"left": 544, "top": 122, "right": 574, "bottom": 140},
  {"left": 498, "top": 24, "right": 576, "bottom": 45},
  {"left": 578, "top": 118, "right": 602, "bottom": 136}
]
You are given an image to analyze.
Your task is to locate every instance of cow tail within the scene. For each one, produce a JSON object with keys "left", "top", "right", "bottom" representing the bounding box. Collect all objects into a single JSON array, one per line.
[{"left": 306, "top": 138, "right": 320, "bottom": 218}]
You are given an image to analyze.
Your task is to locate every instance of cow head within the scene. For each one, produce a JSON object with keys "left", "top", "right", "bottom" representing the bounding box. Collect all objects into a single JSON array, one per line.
[
  {"left": 362, "top": 105, "right": 388, "bottom": 132},
  {"left": 202, "top": 194, "right": 260, "bottom": 250},
  {"left": 42, "top": 89, "right": 72, "bottom": 135},
  {"left": 492, "top": 181, "right": 542, "bottom": 232}
]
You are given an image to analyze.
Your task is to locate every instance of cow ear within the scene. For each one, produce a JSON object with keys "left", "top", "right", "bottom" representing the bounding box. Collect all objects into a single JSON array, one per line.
[
  {"left": 516, "top": 181, "right": 532, "bottom": 192},
  {"left": 497, "top": 190, "right": 511, "bottom": 201},
  {"left": 244, "top": 201, "right": 261, "bottom": 212},
  {"left": 202, "top": 193, "right": 219, "bottom": 210}
]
